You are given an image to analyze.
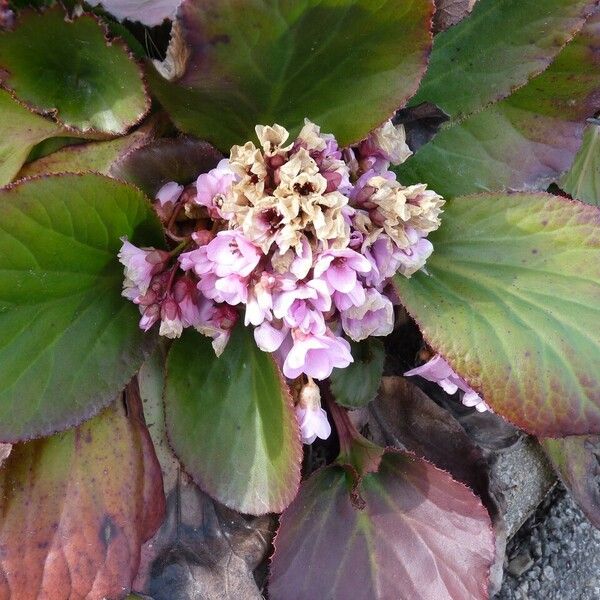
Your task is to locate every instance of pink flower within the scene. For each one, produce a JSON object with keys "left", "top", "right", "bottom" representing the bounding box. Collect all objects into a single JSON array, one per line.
[
  {"left": 283, "top": 330, "right": 353, "bottom": 380},
  {"left": 139, "top": 304, "right": 160, "bottom": 332},
  {"left": 313, "top": 248, "right": 371, "bottom": 294},
  {"left": 254, "top": 320, "right": 290, "bottom": 352},
  {"left": 156, "top": 181, "right": 184, "bottom": 206},
  {"left": 245, "top": 272, "right": 296, "bottom": 326},
  {"left": 404, "top": 355, "right": 490, "bottom": 412},
  {"left": 159, "top": 297, "right": 184, "bottom": 339},
  {"left": 173, "top": 276, "right": 205, "bottom": 329},
  {"left": 118, "top": 238, "right": 169, "bottom": 300},
  {"left": 199, "top": 272, "right": 249, "bottom": 306},
  {"left": 295, "top": 378, "right": 331, "bottom": 444},
  {"left": 274, "top": 279, "right": 331, "bottom": 318},
  {"left": 393, "top": 228, "right": 433, "bottom": 278},
  {"left": 195, "top": 159, "right": 236, "bottom": 219},
  {"left": 196, "top": 303, "right": 238, "bottom": 356},
  {"left": 179, "top": 246, "right": 212, "bottom": 277},
  {"left": 296, "top": 405, "right": 331, "bottom": 444},
  {"left": 341, "top": 288, "right": 394, "bottom": 341},
  {"left": 206, "top": 230, "right": 262, "bottom": 278}
]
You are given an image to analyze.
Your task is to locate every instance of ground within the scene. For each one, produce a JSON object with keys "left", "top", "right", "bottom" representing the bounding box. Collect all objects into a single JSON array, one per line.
[{"left": 497, "top": 485, "right": 600, "bottom": 600}]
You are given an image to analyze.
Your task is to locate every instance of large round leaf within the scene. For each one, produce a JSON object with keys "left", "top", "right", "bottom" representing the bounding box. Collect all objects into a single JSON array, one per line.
[
  {"left": 0, "top": 393, "right": 165, "bottom": 599},
  {"left": 396, "top": 14, "right": 600, "bottom": 197},
  {"left": 149, "top": 0, "right": 433, "bottom": 150},
  {"left": 0, "top": 7, "right": 150, "bottom": 134},
  {"left": 394, "top": 193, "right": 600, "bottom": 436},
  {"left": 412, "top": 0, "right": 597, "bottom": 118},
  {"left": 165, "top": 326, "right": 302, "bottom": 515},
  {"left": 270, "top": 451, "right": 494, "bottom": 600},
  {"left": 0, "top": 173, "right": 164, "bottom": 441}
]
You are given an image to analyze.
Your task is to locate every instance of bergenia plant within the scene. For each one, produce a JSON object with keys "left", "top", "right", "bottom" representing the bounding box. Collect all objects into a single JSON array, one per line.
[{"left": 0, "top": 0, "right": 598, "bottom": 598}]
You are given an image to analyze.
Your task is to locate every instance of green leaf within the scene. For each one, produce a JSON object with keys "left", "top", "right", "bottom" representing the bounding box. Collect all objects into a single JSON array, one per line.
[
  {"left": 330, "top": 338, "right": 384, "bottom": 408},
  {"left": 0, "top": 392, "right": 165, "bottom": 599},
  {"left": 0, "top": 173, "right": 164, "bottom": 441},
  {"left": 149, "top": 0, "right": 433, "bottom": 150},
  {"left": 0, "top": 7, "right": 150, "bottom": 134},
  {"left": 541, "top": 435, "right": 600, "bottom": 529},
  {"left": 17, "top": 128, "right": 155, "bottom": 179},
  {"left": 394, "top": 193, "right": 600, "bottom": 437},
  {"left": 560, "top": 123, "right": 600, "bottom": 206},
  {"left": 396, "top": 14, "right": 600, "bottom": 197},
  {"left": 0, "top": 89, "right": 65, "bottom": 185},
  {"left": 412, "top": 0, "right": 597, "bottom": 118},
  {"left": 165, "top": 326, "right": 302, "bottom": 515},
  {"left": 270, "top": 451, "right": 494, "bottom": 600}
]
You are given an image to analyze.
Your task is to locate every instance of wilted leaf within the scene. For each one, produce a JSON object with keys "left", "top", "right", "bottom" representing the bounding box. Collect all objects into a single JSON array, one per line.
[
  {"left": 149, "top": 0, "right": 433, "bottom": 150},
  {"left": 88, "top": 0, "right": 181, "bottom": 26},
  {"left": 0, "top": 173, "right": 163, "bottom": 440},
  {"left": 397, "top": 15, "right": 600, "bottom": 197},
  {"left": 432, "top": 0, "right": 476, "bottom": 33},
  {"left": 394, "top": 193, "right": 600, "bottom": 437},
  {"left": 560, "top": 122, "right": 600, "bottom": 206},
  {"left": 0, "top": 389, "right": 165, "bottom": 599},
  {"left": 0, "top": 7, "right": 150, "bottom": 133},
  {"left": 413, "top": 0, "right": 597, "bottom": 118},
  {"left": 165, "top": 325, "right": 302, "bottom": 514},
  {"left": 111, "top": 136, "right": 222, "bottom": 197},
  {"left": 541, "top": 435, "right": 600, "bottom": 529},
  {"left": 330, "top": 339, "right": 385, "bottom": 409},
  {"left": 270, "top": 450, "right": 494, "bottom": 600},
  {"left": 135, "top": 346, "right": 274, "bottom": 599}
]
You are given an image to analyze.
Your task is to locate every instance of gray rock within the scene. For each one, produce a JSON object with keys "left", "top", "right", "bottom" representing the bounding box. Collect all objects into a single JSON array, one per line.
[{"left": 495, "top": 485, "right": 600, "bottom": 600}]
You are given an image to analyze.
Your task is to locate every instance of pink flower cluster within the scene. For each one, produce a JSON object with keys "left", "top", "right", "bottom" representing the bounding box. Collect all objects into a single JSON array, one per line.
[
  {"left": 119, "top": 120, "right": 444, "bottom": 382},
  {"left": 405, "top": 355, "right": 491, "bottom": 412}
]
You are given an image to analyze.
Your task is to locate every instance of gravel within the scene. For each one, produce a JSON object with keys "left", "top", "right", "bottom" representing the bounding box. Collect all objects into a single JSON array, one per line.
[{"left": 495, "top": 484, "right": 600, "bottom": 600}]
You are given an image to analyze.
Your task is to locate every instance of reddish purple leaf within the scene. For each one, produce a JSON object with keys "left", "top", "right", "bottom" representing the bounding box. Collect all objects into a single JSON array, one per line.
[
  {"left": 0, "top": 387, "right": 165, "bottom": 599},
  {"left": 270, "top": 450, "right": 494, "bottom": 600}
]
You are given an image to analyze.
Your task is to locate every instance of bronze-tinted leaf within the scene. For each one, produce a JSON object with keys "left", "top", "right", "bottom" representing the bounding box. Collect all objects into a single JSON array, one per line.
[
  {"left": 0, "top": 389, "right": 165, "bottom": 599},
  {"left": 270, "top": 450, "right": 494, "bottom": 600}
]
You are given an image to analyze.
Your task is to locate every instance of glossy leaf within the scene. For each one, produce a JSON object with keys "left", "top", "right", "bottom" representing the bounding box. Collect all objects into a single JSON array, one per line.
[
  {"left": 394, "top": 193, "right": 600, "bottom": 437},
  {"left": 165, "top": 326, "right": 302, "bottom": 515},
  {"left": 0, "top": 392, "right": 165, "bottom": 599},
  {"left": 541, "top": 435, "right": 600, "bottom": 529},
  {"left": 397, "top": 15, "right": 600, "bottom": 197},
  {"left": 149, "top": 0, "right": 433, "bottom": 150},
  {"left": 136, "top": 348, "right": 274, "bottom": 598},
  {"left": 111, "top": 136, "right": 222, "bottom": 197},
  {"left": 413, "top": 0, "right": 597, "bottom": 118},
  {"left": 330, "top": 339, "right": 385, "bottom": 408},
  {"left": 0, "top": 89, "right": 64, "bottom": 185},
  {"left": 0, "top": 7, "right": 150, "bottom": 134},
  {"left": 0, "top": 173, "right": 163, "bottom": 441},
  {"left": 370, "top": 376, "right": 507, "bottom": 592},
  {"left": 560, "top": 123, "right": 600, "bottom": 206},
  {"left": 270, "top": 451, "right": 494, "bottom": 600}
]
